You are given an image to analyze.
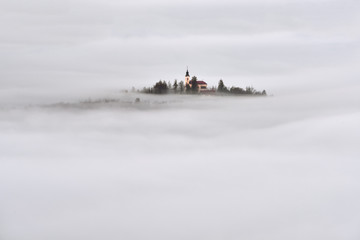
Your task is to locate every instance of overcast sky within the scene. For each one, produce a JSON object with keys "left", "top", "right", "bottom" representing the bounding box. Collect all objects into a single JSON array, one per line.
[{"left": 1, "top": 0, "right": 359, "bottom": 102}]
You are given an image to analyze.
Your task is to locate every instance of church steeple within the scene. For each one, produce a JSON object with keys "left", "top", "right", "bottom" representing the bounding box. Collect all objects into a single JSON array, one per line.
[
  {"left": 185, "top": 67, "right": 190, "bottom": 77},
  {"left": 185, "top": 67, "right": 190, "bottom": 85}
]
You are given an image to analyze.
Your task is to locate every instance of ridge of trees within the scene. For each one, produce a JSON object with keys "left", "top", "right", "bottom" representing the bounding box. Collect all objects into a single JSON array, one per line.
[{"left": 140, "top": 78, "right": 267, "bottom": 96}]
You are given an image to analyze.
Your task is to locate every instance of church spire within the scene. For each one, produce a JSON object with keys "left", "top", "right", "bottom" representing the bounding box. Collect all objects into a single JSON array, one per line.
[
  {"left": 185, "top": 67, "right": 190, "bottom": 77},
  {"left": 185, "top": 67, "right": 190, "bottom": 86}
]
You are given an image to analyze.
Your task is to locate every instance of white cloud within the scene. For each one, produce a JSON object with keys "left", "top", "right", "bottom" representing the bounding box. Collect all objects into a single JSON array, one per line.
[{"left": 0, "top": 90, "right": 359, "bottom": 239}]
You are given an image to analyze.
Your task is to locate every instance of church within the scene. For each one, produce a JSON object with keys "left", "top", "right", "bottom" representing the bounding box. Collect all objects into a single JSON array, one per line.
[{"left": 185, "top": 68, "right": 208, "bottom": 92}]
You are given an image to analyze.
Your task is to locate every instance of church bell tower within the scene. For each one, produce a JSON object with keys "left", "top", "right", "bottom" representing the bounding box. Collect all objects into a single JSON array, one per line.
[{"left": 185, "top": 67, "right": 190, "bottom": 85}]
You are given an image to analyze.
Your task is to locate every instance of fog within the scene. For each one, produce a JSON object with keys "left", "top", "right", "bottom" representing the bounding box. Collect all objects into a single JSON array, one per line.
[
  {"left": 1, "top": 87, "right": 360, "bottom": 239},
  {"left": 1, "top": 0, "right": 360, "bottom": 239}
]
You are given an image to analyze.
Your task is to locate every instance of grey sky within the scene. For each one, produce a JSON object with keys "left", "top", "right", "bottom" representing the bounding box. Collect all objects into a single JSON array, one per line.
[{"left": 1, "top": 0, "right": 359, "bottom": 103}]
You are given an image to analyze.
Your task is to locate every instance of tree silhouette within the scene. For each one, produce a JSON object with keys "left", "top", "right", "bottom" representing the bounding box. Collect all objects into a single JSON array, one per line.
[
  {"left": 245, "top": 86, "right": 255, "bottom": 95},
  {"left": 217, "top": 79, "right": 229, "bottom": 93},
  {"left": 173, "top": 80, "right": 178, "bottom": 93},
  {"left": 179, "top": 81, "right": 184, "bottom": 93},
  {"left": 230, "top": 87, "right": 245, "bottom": 95},
  {"left": 153, "top": 80, "right": 168, "bottom": 94},
  {"left": 190, "top": 76, "right": 199, "bottom": 94}
]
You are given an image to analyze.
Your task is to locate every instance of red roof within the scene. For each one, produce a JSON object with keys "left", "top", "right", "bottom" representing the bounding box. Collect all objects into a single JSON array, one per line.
[{"left": 197, "top": 81, "right": 207, "bottom": 85}]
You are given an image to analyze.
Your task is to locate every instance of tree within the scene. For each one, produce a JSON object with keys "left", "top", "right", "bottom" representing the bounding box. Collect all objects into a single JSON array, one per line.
[
  {"left": 230, "top": 87, "right": 245, "bottom": 95},
  {"left": 153, "top": 80, "right": 168, "bottom": 94},
  {"left": 168, "top": 81, "right": 172, "bottom": 90},
  {"left": 185, "top": 83, "right": 191, "bottom": 93},
  {"left": 179, "top": 81, "right": 184, "bottom": 93},
  {"left": 173, "top": 80, "right": 178, "bottom": 93},
  {"left": 245, "top": 86, "right": 255, "bottom": 95},
  {"left": 262, "top": 90, "right": 267, "bottom": 96},
  {"left": 218, "top": 80, "right": 224, "bottom": 91},
  {"left": 141, "top": 87, "right": 152, "bottom": 93},
  {"left": 190, "top": 76, "right": 198, "bottom": 94},
  {"left": 217, "top": 79, "right": 228, "bottom": 93}
]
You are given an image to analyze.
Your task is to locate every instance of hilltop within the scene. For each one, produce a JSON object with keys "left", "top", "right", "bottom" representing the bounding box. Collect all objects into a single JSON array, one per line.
[{"left": 139, "top": 69, "right": 267, "bottom": 96}]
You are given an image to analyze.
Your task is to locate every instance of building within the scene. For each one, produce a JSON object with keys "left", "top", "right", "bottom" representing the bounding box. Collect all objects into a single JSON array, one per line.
[{"left": 185, "top": 68, "right": 208, "bottom": 92}]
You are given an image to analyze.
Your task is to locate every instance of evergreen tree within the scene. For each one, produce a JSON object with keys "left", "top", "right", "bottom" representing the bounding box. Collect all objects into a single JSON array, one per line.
[
  {"left": 190, "top": 76, "right": 198, "bottom": 94},
  {"left": 230, "top": 87, "right": 245, "bottom": 95},
  {"left": 173, "top": 80, "right": 178, "bottom": 93},
  {"left": 179, "top": 81, "right": 185, "bottom": 93},
  {"left": 141, "top": 87, "right": 152, "bottom": 93},
  {"left": 245, "top": 86, "right": 255, "bottom": 95},
  {"left": 217, "top": 79, "right": 228, "bottom": 93},
  {"left": 153, "top": 80, "right": 168, "bottom": 94}
]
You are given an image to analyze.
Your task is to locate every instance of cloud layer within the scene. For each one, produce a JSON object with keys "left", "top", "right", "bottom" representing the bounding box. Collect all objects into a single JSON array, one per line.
[{"left": 1, "top": 89, "right": 360, "bottom": 239}]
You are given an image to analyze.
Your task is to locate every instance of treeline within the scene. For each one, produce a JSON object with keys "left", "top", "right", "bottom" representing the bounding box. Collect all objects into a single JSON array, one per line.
[
  {"left": 217, "top": 80, "right": 267, "bottom": 96},
  {"left": 142, "top": 79, "right": 184, "bottom": 94},
  {"left": 141, "top": 77, "right": 196, "bottom": 94},
  {"left": 140, "top": 77, "right": 267, "bottom": 96}
]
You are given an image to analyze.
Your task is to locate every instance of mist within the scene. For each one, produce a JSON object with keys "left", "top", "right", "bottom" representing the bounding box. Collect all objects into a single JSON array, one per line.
[
  {"left": 1, "top": 87, "right": 360, "bottom": 239},
  {"left": 1, "top": 0, "right": 360, "bottom": 239}
]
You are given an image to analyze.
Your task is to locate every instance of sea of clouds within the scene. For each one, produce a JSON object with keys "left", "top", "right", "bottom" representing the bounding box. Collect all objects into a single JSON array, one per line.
[
  {"left": 1, "top": 0, "right": 360, "bottom": 238},
  {"left": 1, "top": 86, "right": 359, "bottom": 240}
]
